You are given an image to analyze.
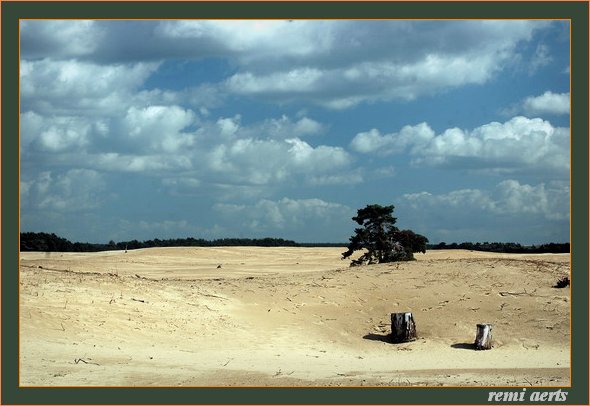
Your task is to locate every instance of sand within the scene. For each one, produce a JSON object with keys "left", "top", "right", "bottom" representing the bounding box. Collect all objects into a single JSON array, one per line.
[{"left": 19, "top": 247, "right": 571, "bottom": 387}]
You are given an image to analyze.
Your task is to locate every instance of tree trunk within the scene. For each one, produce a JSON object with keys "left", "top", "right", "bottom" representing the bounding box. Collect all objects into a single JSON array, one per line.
[
  {"left": 390, "top": 312, "right": 417, "bottom": 343},
  {"left": 474, "top": 323, "right": 493, "bottom": 350}
]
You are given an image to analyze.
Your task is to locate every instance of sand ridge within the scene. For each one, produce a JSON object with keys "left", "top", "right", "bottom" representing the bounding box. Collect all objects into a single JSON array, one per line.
[{"left": 19, "top": 248, "right": 570, "bottom": 387}]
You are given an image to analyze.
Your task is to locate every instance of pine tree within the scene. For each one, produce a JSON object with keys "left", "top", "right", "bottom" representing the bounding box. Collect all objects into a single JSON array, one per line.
[{"left": 342, "top": 204, "right": 428, "bottom": 266}]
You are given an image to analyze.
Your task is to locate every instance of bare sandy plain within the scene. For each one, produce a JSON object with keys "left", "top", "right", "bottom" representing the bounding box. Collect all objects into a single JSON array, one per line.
[{"left": 19, "top": 247, "right": 570, "bottom": 387}]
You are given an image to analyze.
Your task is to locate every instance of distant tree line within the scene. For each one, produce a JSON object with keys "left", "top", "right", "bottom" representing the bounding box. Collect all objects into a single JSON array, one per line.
[
  {"left": 20, "top": 232, "right": 303, "bottom": 252},
  {"left": 428, "top": 241, "right": 570, "bottom": 254},
  {"left": 20, "top": 232, "right": 570, "bottom": 254}
]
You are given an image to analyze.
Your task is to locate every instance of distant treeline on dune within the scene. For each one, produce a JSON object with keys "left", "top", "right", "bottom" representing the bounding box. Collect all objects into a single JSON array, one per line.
[
  {"left": 20, "top": 232, "right": 569, "bottom": 254},
  {"left": 19, "top": 232, "right": 305, "bottom": 252},
  {"left": 427, "top": 241, "right": 570, "bottom": 254}
]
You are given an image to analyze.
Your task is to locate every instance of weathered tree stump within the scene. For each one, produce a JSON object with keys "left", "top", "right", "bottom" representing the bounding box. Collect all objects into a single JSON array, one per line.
[
  {"left": 474, "top": 323, "right": 493, "bottom": 350},
  {"left": 390, "top": 312, "right": 417, "bottom": 343}
]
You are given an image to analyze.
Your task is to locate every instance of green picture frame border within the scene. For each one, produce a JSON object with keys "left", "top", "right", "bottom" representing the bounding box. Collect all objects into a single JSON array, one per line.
[{"left": 2, "top": 1, "right": 588, "bottom": 404}]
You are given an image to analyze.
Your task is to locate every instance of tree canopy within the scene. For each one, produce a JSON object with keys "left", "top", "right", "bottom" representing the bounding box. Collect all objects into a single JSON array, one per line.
[{"left": 342, "top": 204, "right": 428, "bottom": 266}]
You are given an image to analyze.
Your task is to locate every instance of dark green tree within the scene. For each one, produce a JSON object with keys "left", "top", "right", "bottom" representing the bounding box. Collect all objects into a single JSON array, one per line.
[{"left": 342, "top": 204, "right": 428, "bottom": 266}]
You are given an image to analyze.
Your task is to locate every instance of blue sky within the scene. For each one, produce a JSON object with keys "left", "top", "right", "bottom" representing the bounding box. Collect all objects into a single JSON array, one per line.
[{"left": 20, "top": 20, "right": 570, "bottom": 244}]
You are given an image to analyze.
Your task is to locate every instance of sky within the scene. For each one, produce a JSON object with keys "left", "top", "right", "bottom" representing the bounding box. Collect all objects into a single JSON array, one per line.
[{"left": 19, "top": 20, "right": 571, "bottom": 245}]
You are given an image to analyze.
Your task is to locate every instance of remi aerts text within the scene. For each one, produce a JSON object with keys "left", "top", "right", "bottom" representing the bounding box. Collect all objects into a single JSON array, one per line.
[{"left": 488, "top": 389, "right": 568, "bottom": 402}]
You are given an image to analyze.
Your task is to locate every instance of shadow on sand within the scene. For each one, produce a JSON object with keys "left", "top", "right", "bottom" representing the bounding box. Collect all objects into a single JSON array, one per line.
[
  {"left": 363, "top": 333, "right": 392, "bottom": 343},
  {"left": 363, "top": 333, "right": 393, "bottom": 344},
  {"left": 451, "top": 342, "right": 476, "bottom": 350}
]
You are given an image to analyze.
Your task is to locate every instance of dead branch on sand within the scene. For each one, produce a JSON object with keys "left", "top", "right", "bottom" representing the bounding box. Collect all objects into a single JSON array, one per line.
[
  {"left": 74, "top": 358, "right": 100, "bottom": 366},
  {"left": 498, "top": 288, "right": 537, "bottom": 297}
]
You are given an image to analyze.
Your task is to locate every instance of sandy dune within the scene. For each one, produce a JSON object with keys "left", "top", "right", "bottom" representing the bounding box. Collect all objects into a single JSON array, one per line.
[{"left": 19, "top": 247, "right": 570, "bottom": 387}]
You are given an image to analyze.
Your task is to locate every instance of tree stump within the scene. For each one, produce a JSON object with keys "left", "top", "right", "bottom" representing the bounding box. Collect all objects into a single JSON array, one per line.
[
  {"left": 474, "top": 323, "right": 493, "bottom": 350},
  {"left": 390, "top": 312, "right": 417, "bottom": 343}
]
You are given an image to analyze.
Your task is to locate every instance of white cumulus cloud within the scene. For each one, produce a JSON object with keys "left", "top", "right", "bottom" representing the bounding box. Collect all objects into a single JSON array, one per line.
[
  {"left": 22, "top": 20, "right": 551, "bottom": 110},
  {"left": 352, "top": 117, "right": 569, "bottom": 173},
  {"left": 522, "top": 91, "right": 570, "bottom": 115},
  {"left": 23, "top": 169, "right": 108, "bottom": 212},
  {"left": 403, "top": 179, "right": 569, "bottom": 221},
  {"left": 20, "top": 59, "right": 158, "bottom": 116},
  {"left": 20, "top": 20, "right": 102, "bottom": 59},
  {"left": 350, "top": 123, "right": 435, "bottom": 155},
  {"left": 214, "top": 197, "right": 353, "bottom": 234},
  {"left": 121, "top": 105, "right": 196, "bottom": 153},
  {"left": 205, "top": 136, "right": 352, "bottom": 186}
]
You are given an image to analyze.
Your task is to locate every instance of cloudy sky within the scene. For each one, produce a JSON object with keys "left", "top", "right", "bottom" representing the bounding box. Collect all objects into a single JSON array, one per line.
[{"left": 20, "top": 20, "right": 570, "bottom": 244}]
